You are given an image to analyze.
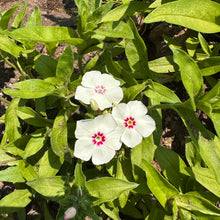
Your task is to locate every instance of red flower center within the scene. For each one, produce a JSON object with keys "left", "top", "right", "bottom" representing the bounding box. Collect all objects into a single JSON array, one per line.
[
  {"left": 95, "top": 85, "right": 106, "bottom": 94},
  {"left": 124, "top": 116, "right": 136, "bottom": 129},
  {"left": 92, "top": 131, "right": 106, "bottom": 146}
]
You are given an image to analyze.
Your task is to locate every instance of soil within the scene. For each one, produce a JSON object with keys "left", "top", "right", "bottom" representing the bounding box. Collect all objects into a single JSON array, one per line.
[{"left": 0, "top": 0, "right": 217, "bottom": 219}]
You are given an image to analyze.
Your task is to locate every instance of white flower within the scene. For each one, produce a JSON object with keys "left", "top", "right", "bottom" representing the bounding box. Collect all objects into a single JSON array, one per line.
[
  {"left": 74, "top": 114, "right": 122, "bottom": 165},
  {"left": 75, "top": 71, "right": 123, "bottom": 110},
  {"left": 112, "top": 100, "right": 156, "bottom": 148}
]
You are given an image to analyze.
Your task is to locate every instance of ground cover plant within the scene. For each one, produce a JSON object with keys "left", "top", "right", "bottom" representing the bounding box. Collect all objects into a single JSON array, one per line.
[{"left": 0, "top": 0, "right": 220, "bottom": 219}]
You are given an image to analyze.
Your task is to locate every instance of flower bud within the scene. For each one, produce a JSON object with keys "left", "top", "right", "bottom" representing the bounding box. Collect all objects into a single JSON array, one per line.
[
  {"left": 90, "top": 99, "right": 99, "bottom": 111},
  {"left": 64, "top": 207, "right": 77, "bottom": 220}
]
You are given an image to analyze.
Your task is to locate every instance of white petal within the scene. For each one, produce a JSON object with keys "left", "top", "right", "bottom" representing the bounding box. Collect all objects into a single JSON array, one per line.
[
  {"left": 121, "top": 128, "right": 143, "bottom": 148},
  {"left": 93, "top": 93, "right": 112, "bottom": 110},
  {"left": 74, "top": 139, "right": 95, "bottom": 161},
  {"left": 94, "top": 114, "right": 117, "bottom": 134},
  {"left": 135, "top": 115, "right": 156, "bottom": 137},
  {"left": 75, "top": 118, "right": 95, "bottom": 139},
  {"left": 75, "top": 86, "right": 93, "bottom": 104},
  {"left": 81, "top": 71, "right": 101, "bottom": 88},
  {"left": 105, "top": 128, "right": 123, "bottom": 150},
  {"left": 112, "top": 103, "right": 129, "bottom": 127},
  {"left": 127, "top": 100, "right": 148, "bottom": 117},
  {"left": 101, "top": 74, "right": 120, "bottom": 88},
  {"left": 105, "top": 87, "right": 123, "bottom": 106},
  {"left": 92, "top": 145, "right": 116, "bottom": 165}
]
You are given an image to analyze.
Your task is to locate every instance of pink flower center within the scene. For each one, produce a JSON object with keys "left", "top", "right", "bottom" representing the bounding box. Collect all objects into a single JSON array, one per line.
[
  {"left": 95, "top": 85, "right": 106, "bottom": 94},
  {"left": 124, "top": 116, "right": 136, "bottom": 129},
  {"left": 92, "top": 131, "right": 106, "bottom": 146}
]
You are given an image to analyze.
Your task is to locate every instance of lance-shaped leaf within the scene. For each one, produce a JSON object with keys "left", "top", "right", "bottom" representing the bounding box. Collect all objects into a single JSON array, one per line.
[
  {"left": 144, "top": 0, "right": 220, "bottom": 33},
  {"left": 27, "top": 176, "right": 66, "bottom": 198},
  {"left": 0, "top": 166, "right": 25, "bottom": 183},
  {"left": 0, "top": 189, "right": 32, "bottom": 214},
  {"left": 3, "top": 79, "right": 56, "bottom": 99},
  {"left": 24, "top": 128, "right": 47, "bottom": 159},
  {"left": 26, "top": 6, "right": 42, "bottom": 27},
  {"left": 101, "top": 1, "right": 150, "bottom": 22},
  {"left": 142, "top": 160, "right": 179, "bottom": 208},
  {"left": 197, "top": 57, "right": 220, "bottom": 76},
  {"left": 198, "top": 135, "right": 220, "bottom": 183},
  {"left": 95, "top": 21, "right": 134, "bottom": 39},
  {"left": 9, "top": 26, "right": 84, "bottom": 46},
  {"left": 172, "top": 48, "right": 204, "bottom": 109},
  {"left": 11, "top": 1, "right": 27, "bottom": 28},
  {"left": 0, "top": 3, "right": 21, "bottom": 30},
  {"left": 5, "top": 97, "right": 21, "bottom": 142},
  {"left": 56, "top": 46, "right": 74, "bottom": 83},
  {"left": 175, "top": 192, "right": 220, "bottom": 216},
  {"left": 187, "top": 167, "right": 220, "bottom": 198},
  {"left": 50, "top": 109, "right": 70, "bottom": 159},
  {"left": 38, "top": 148, "right": 63, "bottom": 178},
  {"left": 86, "top": 177, "right": 138, "bottom": 205},
  {"left": 16, "top": 107, "right": 52, "bottom": 127},
  {"left": 0, "top": 35, "right": 24, "bottom": 58},
  {"left": 125, "top": 18, "right": 150, "bottom": 79},
  {"left": 145, "top": 80, "right": 181, "bottom": 104},
  {"left": 155, "top": 146, "right": 190, "bottom": 192}
]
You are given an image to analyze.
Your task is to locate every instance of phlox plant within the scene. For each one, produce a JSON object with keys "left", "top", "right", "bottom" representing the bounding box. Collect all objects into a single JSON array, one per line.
[{"left": 0, "top": 0, "right": 220, "bottom": 219}]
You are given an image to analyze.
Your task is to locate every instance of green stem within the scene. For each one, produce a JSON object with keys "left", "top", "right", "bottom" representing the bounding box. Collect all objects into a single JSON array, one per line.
[
  {"left": 16, "top": 60, "right": 31, "bottom": 79},
  {"left": 147, "top": 103, "right": 173, "bottom": 110},
  {"left": 0, "top": 96, "right": 10, "bottom": 104}
]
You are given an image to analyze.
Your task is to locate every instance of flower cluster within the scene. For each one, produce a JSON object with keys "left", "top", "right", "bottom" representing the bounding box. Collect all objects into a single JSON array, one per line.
[{"left": 74, "top": 71, "right": 156, "bottom": 165}]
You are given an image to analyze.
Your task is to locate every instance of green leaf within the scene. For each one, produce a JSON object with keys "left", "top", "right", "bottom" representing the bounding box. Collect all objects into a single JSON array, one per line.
[
  {"left": 19, "top": 160, "right": 38, "bottom": 181},
  {"left": 101, "top": 1, "right": 150, "bottom": 22},
  {"left": 24, "top": 129, "right": 47, "bottom": 159},
  {"left": 26, "top": 6, "right": 42, "bottom": 27},
  {"left": 0, "top": 3, "right": 21, "bottom": 30},
  {"left": 198, "top": 135, "right": 220, "bottom": 183},
  {"left": 125, "top": 18, "right": 150, "bottom": 79},
  {"left": 50, "top": 109, "right": 70, "bottom": 159},
  {"left": 0, "top": 189, "right": 32, "bottom": 214},
  {"left": 38, "top": 148, "right": 63, "bottom": 178},
  {"left": 172, "top": 48, "right": 204, "bottom": 109},
  {"left": 185, "top": 37, "right": 199, "bottom": 57},
  {"left": 9, "top": 26, "right": 83, "bottom": 46},
  {"left": 197, "top": 57, "right": 220, "bottom": 76},
  {"left": 74, "top": 161, "right": 86, "bottom": 187},
  {"left": 0, "top": 34, "right": 24, "bottom": 58},
  {"left": 0, "top": 166, "right": 25, "bottom": 183},
  {"left": 34, "top": 55, "right": 57, "bottom": 78},
  {"left": 123, "top": 83, "right": 146, "bottom": 102},
  {"left": 11, "top": 1, "right": 27, "bottom": 28},
  {"left": 148, "top": 56, "right": 175, "bottom": 73},
  {"left": 3, "top": 79, "right": 56, "bottom": 99},
  {"left": 86, "top": 177, "right": 138, "bottom": 205},
  {"left": 16, "top": 107, "right": 52, "bottom": 127},
  {"left": 100, "top": 203, "right": 120, "bottom": 220},
  {"left": 5, "top": 98, "right": 21, "bottom": 142},
  {"left": 56, "top": 46, "right": 74, "bottom": 83},
  {"left": 175, "top": 192, "right": 220, "bottom": 216},
  {"left": 198, "top": 33, "right": 211, "bottom": 56},
  {"left": 142, "top": 160, "right": 179, "bottom": 208},
  {"left": 95, "top": 21, "right": 134, "bottom": 39},
  {"left": 155, "top": 146, "right": 190, "bottom": 192},
  {"left": 3, "top": 135, "right": 30, "bottom": 158},
  {"left": 185, "top": 141, "right": 202, "bottom": 167},
  {"left": 27, "top": 176, "right": 66, "bottom": 198},
  {"left": 145, "top": 80, "right": 181, "bottom": 103},
  {"left": 144, "top": 0, "right": 220, "bottom": 33},
  {"left": 0, "top": 149, "right": 18, "bottom": 166},
  {"left": 187, "top": 167, "right": 220, "bottom": 198}
]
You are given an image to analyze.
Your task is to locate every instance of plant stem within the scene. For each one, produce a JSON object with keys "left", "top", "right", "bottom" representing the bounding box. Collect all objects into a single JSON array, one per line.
[
  {"left": 147, "top": 103, "right": 173, "bottom": 110},
  {"left": 0, "top": 96, "right": 10, "bottom": 104}
]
